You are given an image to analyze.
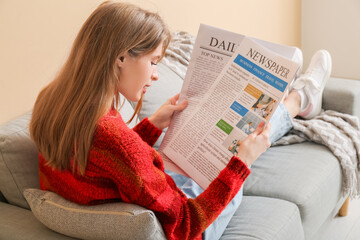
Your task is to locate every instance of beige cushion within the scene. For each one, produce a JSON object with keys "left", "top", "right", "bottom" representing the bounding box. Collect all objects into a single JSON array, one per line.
[{"left": 24, "top": 188, "right": 166, "bottom": 240}]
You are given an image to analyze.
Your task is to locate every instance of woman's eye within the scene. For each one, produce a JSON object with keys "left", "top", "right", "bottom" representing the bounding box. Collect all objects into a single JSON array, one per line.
[{"left": 151, "top": 62, "right": 157, "bottom": 66}]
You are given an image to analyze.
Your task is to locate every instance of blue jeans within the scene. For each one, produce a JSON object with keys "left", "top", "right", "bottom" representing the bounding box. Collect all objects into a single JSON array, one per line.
[{"left": 166, "top": 103, "right": 293, "bottom": 240}]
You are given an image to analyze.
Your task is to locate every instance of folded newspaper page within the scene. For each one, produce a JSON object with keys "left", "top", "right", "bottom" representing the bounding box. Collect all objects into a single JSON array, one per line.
[{"left": 159, "top": 24, "right": 300, "bottom": 188}]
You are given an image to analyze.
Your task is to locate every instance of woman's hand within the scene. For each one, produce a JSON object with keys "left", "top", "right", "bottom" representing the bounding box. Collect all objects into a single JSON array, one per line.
[
  {"left": 149, "top": 93, "right": 188, "bottom": 130},
  {"left": 236, "top": 122, "right": 271, "bottom": 167}
]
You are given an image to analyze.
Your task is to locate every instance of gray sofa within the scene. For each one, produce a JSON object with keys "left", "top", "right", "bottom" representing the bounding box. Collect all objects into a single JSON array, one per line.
[{"left": 1, "top": 62, "right": 359, "bottom": 240}]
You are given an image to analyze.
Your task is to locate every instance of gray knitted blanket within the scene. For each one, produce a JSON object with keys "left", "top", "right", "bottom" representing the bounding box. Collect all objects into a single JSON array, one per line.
[
  {"left": 163, "top": 31, "right": 360, "bottom": 199},
  {"left": 274, "top": 111, "right": 360, "bottom": 199}
]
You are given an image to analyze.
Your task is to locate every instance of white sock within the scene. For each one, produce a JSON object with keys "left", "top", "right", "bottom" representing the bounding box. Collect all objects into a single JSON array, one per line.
[{"left": 297, "top": 89, "right": 308, "bottom": 112}]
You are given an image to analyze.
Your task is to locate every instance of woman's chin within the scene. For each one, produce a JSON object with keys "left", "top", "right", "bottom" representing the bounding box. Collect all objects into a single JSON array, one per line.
[
  {"left": 122, "top": 91, "right": 144, "bottom": 102},
  {"left": 131, "top": 94, "right": 143, "bottom": 102}
]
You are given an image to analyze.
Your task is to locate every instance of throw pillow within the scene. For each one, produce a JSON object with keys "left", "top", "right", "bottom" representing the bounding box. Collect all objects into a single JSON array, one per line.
[{"left": 24, "top": 188, "right": 166, "bottom": 240}]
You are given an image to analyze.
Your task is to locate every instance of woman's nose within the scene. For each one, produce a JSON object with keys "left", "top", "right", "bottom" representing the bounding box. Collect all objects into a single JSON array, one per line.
[{"left": 151, "top": 67, "right": 159, "bottom": 81}]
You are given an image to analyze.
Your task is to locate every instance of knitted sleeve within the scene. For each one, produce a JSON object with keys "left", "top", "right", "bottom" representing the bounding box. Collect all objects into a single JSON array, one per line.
[
  {"left": 132, "top": 117, "right": 162, "bottom": 147},
  {"left": 95, "top": 115, "right": 250, "bottom": 240}
]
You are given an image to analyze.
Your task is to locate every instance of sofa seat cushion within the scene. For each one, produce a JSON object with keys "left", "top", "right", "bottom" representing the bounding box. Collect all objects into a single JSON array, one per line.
[
  {"left": 243, "top": 142, "right": 343, "bottom": 239},
  {"left": 24, "top": 188, "right": 166, "bottom": 240},
  {"left": 0, "top": 202, "right": 75, "bottom": 240},
  {"left": 220, "top": 196, "right": 304, "bottom": 240}
]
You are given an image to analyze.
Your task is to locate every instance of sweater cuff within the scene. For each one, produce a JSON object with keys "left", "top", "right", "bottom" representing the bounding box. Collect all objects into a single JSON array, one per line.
[
  {"left": 226, "top": 156, "right": 251, "bottom": 180},
  {"left": 133, "top": 117, "right": 163, "bottom": 147}
]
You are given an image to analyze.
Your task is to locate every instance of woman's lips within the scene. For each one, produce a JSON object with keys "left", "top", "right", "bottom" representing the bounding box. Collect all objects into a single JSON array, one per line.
[{"left": 143, "top": 85, "right": 151, "bottom": 93}]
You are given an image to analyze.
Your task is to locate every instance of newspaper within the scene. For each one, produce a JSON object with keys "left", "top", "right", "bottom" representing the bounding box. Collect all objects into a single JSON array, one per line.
[{"left": 159, "top": 24, "right": 300, "bottom": 188}]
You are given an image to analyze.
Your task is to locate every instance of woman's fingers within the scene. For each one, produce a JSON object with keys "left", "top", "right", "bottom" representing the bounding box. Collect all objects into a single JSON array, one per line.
[
  {"left": 252, "top": 121, "right": 265, "bottom": 136},
  {"left": 169, "top": 93, "right": 187, "bottom": 111},
  {"left": 262, "top": 122, "right": 271, "bottom": 137},
  {"left": 177, "top": 99, "right": 188, "bottom": 110},
  {"left": 170, "top": 93, "right": 181, "bottom": 105}
]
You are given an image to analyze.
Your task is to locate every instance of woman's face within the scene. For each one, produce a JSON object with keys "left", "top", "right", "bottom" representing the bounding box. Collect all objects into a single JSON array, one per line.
[{"left": 117, "top": 44, "right": 163, "bottom": 102}]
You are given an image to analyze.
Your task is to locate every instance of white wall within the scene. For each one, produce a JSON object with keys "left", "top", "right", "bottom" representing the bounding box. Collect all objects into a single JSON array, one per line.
[{"left": 302, "top": 0, "right": 360, "bottom": 80}]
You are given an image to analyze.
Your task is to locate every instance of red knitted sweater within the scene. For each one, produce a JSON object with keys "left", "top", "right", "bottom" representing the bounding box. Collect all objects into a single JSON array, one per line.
[{"left": 39, "top": 109, "right": 250, "bottom": 240}]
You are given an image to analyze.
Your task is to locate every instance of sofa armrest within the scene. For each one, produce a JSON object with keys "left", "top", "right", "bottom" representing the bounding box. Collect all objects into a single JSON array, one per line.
[{"left": 323, "top": 77, "right": 360, "bottom": 119}]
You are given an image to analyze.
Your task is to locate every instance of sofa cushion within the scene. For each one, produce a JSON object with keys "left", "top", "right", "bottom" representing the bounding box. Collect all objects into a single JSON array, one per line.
[
  {"left": 0, "top": 191, "right": 7, "bottom": 203},
  {"left": 133, "top": 62, "right": 184, "bottom": 149},
  {"left": 0, "top": 112, "right": 39, "bottom": 209},
  {"left": 24, "top": 188, "right": 166, "bottom": 240},
  {"left": 0, "top": 202, "right": 74, "bottom": 240},
  {"left": 244, "top": 142, "right": 343, "bottom": 239},
  {"left": 220, "top": 196, "right": 304, "bottom": 240}
]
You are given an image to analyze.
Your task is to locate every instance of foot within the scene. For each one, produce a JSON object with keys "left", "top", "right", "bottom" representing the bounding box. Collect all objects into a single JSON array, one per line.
[{"left": 292, "top": 50, "right": 332, "bottom": 119}]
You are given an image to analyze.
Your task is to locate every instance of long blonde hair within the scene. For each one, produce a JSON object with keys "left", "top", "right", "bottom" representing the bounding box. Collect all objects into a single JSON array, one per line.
[{"left": 30, "top": 1, "right": 170, "bottom": 175}]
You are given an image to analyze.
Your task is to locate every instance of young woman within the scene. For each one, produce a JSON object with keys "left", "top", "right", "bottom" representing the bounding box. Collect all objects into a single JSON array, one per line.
[{"left": 30, "top": 1, "right": 331, "bottom": 240}]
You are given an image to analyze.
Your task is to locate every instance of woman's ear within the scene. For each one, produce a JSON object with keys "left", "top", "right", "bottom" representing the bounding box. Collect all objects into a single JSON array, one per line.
[{"left": 116, "top": 56, "right": 125, "bottom": 68}]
